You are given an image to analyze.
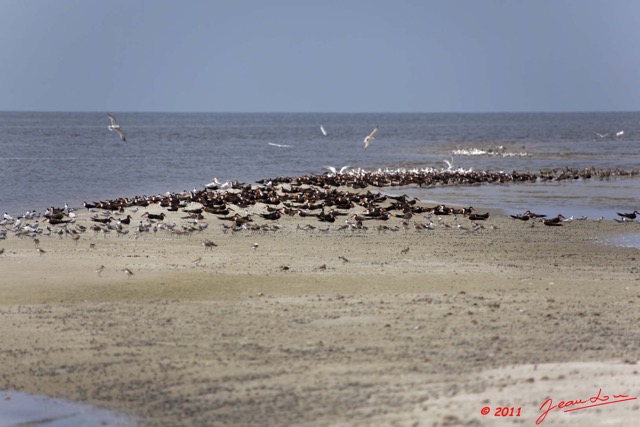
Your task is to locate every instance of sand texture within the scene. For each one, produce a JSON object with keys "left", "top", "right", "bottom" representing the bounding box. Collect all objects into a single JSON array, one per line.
[{"left": 1, "top": 192, "right": 640, "bottom": 426}]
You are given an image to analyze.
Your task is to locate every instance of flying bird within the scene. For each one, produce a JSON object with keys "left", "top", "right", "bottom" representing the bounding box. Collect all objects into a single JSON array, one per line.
[
  {"left": 320, "top": 125, "right": 327, "bottom": 136},
  {"left": 363, "top": 125, "right": 379, "bottom": 151},
  {"left": 325, "top": 165, "right": 351, "bottom": 176},
  {"left": 107, "top": 114, "right": 126, "bottom": 143}
]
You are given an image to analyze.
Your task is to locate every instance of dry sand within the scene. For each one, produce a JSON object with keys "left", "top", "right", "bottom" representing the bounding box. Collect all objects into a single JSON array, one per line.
[{"left": 1, "top": 195, "right": 640, "bottom": 426}]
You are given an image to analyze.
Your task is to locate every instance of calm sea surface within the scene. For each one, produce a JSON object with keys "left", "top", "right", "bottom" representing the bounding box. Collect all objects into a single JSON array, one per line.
[{"left": 1, "top": 111, "right": 639, "bottom": 218}]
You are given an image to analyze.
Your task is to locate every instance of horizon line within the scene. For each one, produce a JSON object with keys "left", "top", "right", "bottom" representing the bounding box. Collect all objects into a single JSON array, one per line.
[{"left": 1, "top": 109, "right": 639, "bottom": 115}]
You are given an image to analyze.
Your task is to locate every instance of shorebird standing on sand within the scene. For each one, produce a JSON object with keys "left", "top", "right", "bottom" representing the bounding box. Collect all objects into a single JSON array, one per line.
[
  {"left": 107, "top": 114, "right": 126, "bottom": 143},
  {"left": 617, "top": 210, "right": 640, "bottom": 220},
  {"left": 363, "top": 125, "right": 379, "bottom": 151},
  {"left": 96, "top": 265, "right": 105, "bottom": 276}
]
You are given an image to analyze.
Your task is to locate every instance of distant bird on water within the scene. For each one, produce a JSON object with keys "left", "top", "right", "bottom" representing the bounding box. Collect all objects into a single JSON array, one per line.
[
  {"left": 107, "top": 114, "right": 126, "bottom": 143},
  {"left": 363, "top": 125, "right": 379, "bottom": 151},
  {"left": 320, "top": 125, "right": 327, "bottom": 136}
]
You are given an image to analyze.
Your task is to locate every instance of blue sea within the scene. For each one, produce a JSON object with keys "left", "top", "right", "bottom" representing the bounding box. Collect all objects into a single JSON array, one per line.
[{"left": 1, "top": 111, "right": 639, "bottom": 219}]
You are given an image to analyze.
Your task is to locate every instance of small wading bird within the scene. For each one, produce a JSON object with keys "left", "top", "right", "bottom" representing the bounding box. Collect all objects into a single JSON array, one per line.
[
  {"left": 107, "top": 114, "right": 126, "bottom": 143},
  {"left": 363, "top": 125, "right": 379, "bottom": 151}
]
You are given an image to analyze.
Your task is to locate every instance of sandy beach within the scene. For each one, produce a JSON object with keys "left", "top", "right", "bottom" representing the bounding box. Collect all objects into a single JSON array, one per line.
[{"left": 1, "top": 189, "right": 640, "bottom": 426}]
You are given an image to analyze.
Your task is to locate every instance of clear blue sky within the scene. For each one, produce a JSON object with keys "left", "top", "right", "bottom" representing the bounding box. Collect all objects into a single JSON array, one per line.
[{"left": 1, "top": 0, "right": 639, "bottom": 113}]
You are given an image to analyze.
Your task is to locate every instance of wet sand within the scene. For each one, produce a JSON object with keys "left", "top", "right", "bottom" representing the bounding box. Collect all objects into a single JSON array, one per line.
[{"left": 1, "top": 197, "right": 640, "bottom": 426}]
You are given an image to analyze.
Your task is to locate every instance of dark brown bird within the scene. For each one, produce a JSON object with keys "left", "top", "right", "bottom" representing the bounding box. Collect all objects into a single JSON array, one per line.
[
  {"left": 142, "top": 212, "right": 165, "bottom": 221},
  {"left": 259, "top": 211, "right": 281, "bottom": 220},
  {"left": 617, "top": 210, "right": 640, "bottom": 219},
  {"left": 468, "top": 212, "right": 489, "bottom": 220},
  {"left": 91, "top": 217, "right": 112, "bottom": 224}
]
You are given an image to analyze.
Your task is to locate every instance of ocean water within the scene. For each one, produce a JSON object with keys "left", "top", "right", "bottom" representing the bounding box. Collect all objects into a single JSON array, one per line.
[
  {"left": 1, "top": 111, "right": 639, "bottom": 218},
  {"left": 0, "top": 390, "right": 135, "bottom": 426}
]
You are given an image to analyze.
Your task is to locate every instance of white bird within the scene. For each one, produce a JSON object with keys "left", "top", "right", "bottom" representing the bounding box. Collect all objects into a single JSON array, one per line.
[
  {"left": 443, "top": 158, "right": 454, "bottom": 171},
  {"left": 363, "top": 125, "right": 379, "bottom": 150},
  {"left": 616, "top": 130, "right": 624, "bottom": 137},
  {"left": 268, "top": 142, "right": 292, "bottom": 148},
  {"left": 324, "top": 165, "right": 351, "bottom": 176},
  {"left": 320, "top": 125, "right": 327, "bottom": 136},
  {"left": 107, "top": 114, "right": 126, "bottom": 143},
  {"left": 3, "top": 212, "right": 13, "bottom": 221}
]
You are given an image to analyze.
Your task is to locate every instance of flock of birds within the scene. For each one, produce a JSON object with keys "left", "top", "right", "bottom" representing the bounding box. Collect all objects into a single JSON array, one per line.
[
  {"left": 1, "top": 177, "right": 637, "bottom": 246},
  {"left": 260, "top": 165, "right": 640, "bottom": 189},
  {"left": 1, "top": 115, "right": 637, "bottom": 274},
  {"left": 1, "top": 171, "right": 638, "bottom": 277}
]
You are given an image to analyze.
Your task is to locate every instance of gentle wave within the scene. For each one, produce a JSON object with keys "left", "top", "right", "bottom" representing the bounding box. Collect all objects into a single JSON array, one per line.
[{"left": 452, "top": 146, "right": 530, "bottom": 157}]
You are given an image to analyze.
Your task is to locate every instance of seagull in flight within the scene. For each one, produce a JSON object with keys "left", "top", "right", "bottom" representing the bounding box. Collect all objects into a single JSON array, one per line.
[
  {"left": 325, "top": 165, "right": 350, "bottom": 176},
  {"left": 363, "top": 125, "right": 379, "bottom": 151},
  {"left": 107, "top": 114, "right": 126, "bottom": 143},
  {"left": 320, "top": 125, "right": 327, "bottom": 136}
]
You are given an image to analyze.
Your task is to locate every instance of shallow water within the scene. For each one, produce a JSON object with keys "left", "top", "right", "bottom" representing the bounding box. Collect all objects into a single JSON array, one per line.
[
  {"left": 0, "top": 391, "right": 135, "bottom": 427},
  {"left": 392, "top": 177, "right": 640, "bottom": 221},
  {"left": 1, "top": 111, "right": 639, "bottom": 216},
  {"left": 607, "top": 233, "right": 640, "bottom": 250}
]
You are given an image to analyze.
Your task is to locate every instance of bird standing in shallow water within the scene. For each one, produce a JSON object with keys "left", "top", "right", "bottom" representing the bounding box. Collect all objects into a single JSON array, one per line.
[{"left": 107, "top": 114, "right": 126, "bottom": 143}]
